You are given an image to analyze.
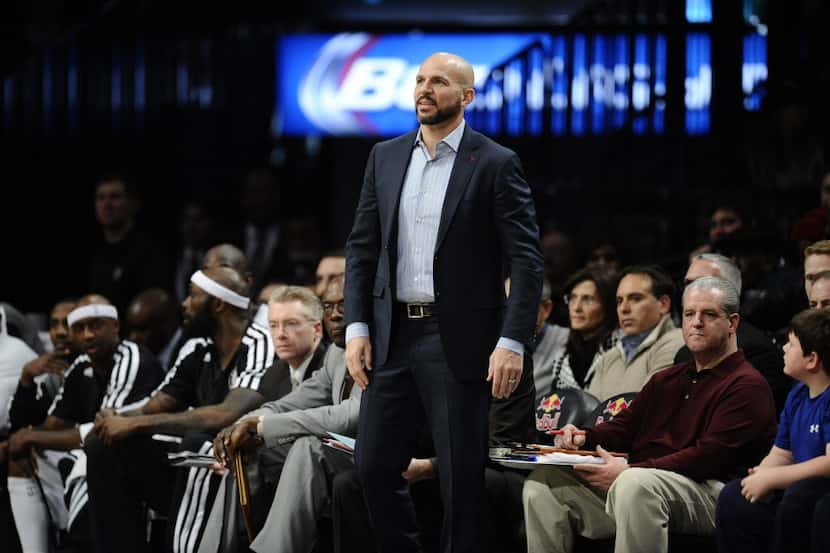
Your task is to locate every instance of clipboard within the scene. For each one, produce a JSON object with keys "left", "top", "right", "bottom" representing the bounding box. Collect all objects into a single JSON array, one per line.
[{"left": 490, "top": 444, "right": 628, "bottom": 470}]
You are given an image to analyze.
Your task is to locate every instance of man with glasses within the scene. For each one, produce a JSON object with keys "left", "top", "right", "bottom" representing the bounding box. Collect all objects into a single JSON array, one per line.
[
  {"left": 211, "top": 277, "right": 360, "bottom": 553},
  {"left": 523, "top": 276, "right": 776, "bottom": 553},
  {"left": 587, "top": 265, "right": 684, "bottom": 401},
  {"left": 265, "top": 286, "right": 328, "bottom": 394}
]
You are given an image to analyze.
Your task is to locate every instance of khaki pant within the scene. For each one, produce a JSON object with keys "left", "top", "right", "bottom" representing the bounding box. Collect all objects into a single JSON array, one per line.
[{"left": 522, "top": 466, "right": 723, "bottom": 553}]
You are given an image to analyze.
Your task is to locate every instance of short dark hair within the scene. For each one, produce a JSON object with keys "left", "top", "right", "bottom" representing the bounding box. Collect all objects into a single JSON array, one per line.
[
  {"left": 789, "top": 308, "right": 830, "bottom": 376},
  {"left": 618, "top": 264, "right": 675, "bottom": 301},
  {"left": 321, "top": 248, "right": 346, "bottom": 259},
  {"left": 95, "top": 173, "right": 136, "bottom": 196}
]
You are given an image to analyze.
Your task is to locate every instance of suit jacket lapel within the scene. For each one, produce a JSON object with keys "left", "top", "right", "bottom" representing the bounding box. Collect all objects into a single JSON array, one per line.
[{"left": 435, "top": 125, "right": 480, "bottom": 252}]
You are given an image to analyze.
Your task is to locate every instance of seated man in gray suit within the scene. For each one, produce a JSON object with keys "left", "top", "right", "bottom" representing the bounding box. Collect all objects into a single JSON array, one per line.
[{"left": 211, "top": 276, "right": 359, "bottom": 553}]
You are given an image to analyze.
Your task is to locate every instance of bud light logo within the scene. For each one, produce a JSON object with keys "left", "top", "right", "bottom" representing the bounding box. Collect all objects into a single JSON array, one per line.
[
  {"left": 276, "top": 32, "right": 545, "bottom": 136},
  {"left": 276, "top": 31, "right": 684, "bottom": 137}
]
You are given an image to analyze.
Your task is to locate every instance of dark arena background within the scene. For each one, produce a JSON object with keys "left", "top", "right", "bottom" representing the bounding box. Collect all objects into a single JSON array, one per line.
[{"left": 2, "top": 0, "right": 827, "bottom": 317}]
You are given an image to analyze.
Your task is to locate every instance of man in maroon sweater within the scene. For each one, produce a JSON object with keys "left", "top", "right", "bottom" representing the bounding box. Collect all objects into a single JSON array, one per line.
[{"left": 522, "top": 276, "right": 777, "bottom": 553}]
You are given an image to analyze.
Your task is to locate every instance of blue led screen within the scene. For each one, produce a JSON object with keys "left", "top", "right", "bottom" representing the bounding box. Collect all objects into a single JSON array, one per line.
[{"left": 275, "top": 32, "right": 668, "bottom": 137}]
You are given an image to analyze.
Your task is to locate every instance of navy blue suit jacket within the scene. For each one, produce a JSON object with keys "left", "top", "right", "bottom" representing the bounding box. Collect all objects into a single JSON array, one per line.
[{"left": 345, "top": 124, "right": 543, "bottom": 382}]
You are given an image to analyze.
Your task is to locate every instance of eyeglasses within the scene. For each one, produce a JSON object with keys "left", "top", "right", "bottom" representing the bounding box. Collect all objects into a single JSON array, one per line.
[{"left": 563, "top": 294, "right": 598, "bottom": 307}]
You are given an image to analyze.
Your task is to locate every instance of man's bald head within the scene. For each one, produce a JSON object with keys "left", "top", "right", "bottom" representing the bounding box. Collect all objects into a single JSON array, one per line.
[
  {"left": 201, "top": 266, "right": 250, "bottom": 300},
  {"left": 129, "top": 288, "right": 175, "bottom": 315},
  {"left": 127, "top": 288, "right": 179, "bottom": 354},
  {"left": 203, "top": 244, "right": 250, "bottom": 278},
  {"left": 415, "top": 52, "right": 476, "bottom": 127},
  {"left": 420, "top": 52, "right": 475, "bottom": 89}
]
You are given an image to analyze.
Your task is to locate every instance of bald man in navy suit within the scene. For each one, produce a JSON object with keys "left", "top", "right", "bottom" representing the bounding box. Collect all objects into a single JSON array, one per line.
[{"left": 344, "top": 51, "right": 544, "bottom": 553}]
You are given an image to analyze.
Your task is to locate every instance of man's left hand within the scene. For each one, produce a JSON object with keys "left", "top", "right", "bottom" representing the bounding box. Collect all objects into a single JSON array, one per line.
[
  {"left": 94, "top": 415, "right": 137, "bottom": 445},
  {"left": 402, "top": 458, "right": 435, "bottom": 483},
  {"left": 487, "top": 347, "right": 522, "bottom": 398},
  {"left": 574, "top": 446, "right": 628, "bottom": 492}
]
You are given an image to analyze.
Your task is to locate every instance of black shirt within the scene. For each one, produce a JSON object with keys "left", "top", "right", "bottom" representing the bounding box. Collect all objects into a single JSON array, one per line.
[
  {"left": 48, "top": 341, "right": 164, "bottom": 424},
  {"left": 154, "top": 322, "right": 276, "bottom": 408}
]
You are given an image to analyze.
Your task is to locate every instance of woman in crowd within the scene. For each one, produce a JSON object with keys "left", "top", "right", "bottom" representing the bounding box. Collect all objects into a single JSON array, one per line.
[{"left": 545, "top": 267, "right": 620, "bottom": 391}]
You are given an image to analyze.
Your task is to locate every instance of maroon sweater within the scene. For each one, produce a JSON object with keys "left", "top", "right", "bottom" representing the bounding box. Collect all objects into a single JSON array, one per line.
[{"left": 585, "top": 351, "right": 777, "bottom": 482}]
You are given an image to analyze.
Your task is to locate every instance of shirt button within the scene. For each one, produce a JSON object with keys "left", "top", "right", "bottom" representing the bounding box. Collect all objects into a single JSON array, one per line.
[
  {"left": 684, "top": 394, "right": 690, "bottom": 400},
  {"left": 692, "top": 380, "right": 697, "bottom": 384}
]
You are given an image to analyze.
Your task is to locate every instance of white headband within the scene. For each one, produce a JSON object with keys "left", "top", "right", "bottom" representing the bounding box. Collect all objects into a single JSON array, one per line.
[
  {"left": 191, "top": 270, "right": 250, "bottom": 309},
  {"left": 67, "top": 304, "right": 119, "bottom": 327}
]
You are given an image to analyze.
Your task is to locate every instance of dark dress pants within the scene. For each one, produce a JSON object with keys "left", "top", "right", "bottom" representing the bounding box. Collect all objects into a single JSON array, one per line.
[
  {"left": 355, "top": 315, "right": 490, "bottom": 553},
  {"left": 86, "top": 432, "right": 177, "bottom": 553},
  {"left": 811, "top": 491, "right": 830, "bottom": 553},
  {"left": 716, "top": 476, "right": 830, "bottom": 553}
]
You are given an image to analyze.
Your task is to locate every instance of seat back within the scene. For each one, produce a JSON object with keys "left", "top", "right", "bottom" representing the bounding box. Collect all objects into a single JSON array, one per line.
[
  {"left": 535, "top": 387, "right": 600, "bottom": 443},
  {"left": 585, "top": 392, "right": 638, "bottom": 427}
]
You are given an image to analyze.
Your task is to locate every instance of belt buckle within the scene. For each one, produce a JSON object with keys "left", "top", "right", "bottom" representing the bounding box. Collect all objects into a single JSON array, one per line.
[{"left": 406, "top": 304, "right": 427, "bottom": 319}]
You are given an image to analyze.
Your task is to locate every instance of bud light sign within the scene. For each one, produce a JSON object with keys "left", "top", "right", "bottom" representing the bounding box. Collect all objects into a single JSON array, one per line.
[
  {"left": 275, "top": 33, "right": 545, "bottom": 136},
  {"left": 276, "top": 31, "right": 680, "bottom": 137}
]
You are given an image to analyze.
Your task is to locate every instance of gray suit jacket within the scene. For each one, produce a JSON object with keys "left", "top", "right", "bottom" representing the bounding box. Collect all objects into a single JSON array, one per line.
[{"left": 249, "top": 343, "right": 361, "bottom": 448}]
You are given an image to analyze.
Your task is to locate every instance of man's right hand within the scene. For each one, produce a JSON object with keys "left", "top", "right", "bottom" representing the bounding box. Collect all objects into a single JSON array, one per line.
[
  {"left": 553, "top": 424, "right": 586, "bottom": 450},
  {"left": 8, "top": 427, "right": 35, "bottom": 459},
  {"left": 346, "top": 336, "right": 372, "bottom": 390},
  {"left": 95, "top": 408, "right": 117, "bottom": 425},
  {"left": 20, "top": 352, "right": 70, "bottom": 387}
]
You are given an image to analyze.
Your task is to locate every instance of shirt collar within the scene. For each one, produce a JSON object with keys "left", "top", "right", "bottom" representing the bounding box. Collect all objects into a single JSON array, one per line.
[
  {"left": 289, "top": 348, "right": 316, "bottom": 373},
  {"left": 620, "top": 328, "right": 652, "bottom": 363},
  {"left": 686, "top": 350, "right": 746, "bottom": 377},
  {"left": 414, "top": 119, "right": 466, "bottom": 153},
  {"left": 158, "top": 327, "right": 183, "bottom": 370}
]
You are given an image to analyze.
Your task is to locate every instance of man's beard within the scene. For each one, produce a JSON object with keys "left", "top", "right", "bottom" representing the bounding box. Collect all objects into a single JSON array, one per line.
[
  {"left": 184, "top": 298, "right": 218, "bottom": 338},
  {"left": 417, "top": 97, "right": 463, "bottom": 125}
]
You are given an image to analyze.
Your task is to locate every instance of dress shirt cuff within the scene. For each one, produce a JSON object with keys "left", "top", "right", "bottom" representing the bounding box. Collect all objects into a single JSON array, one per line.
[
  {"left": 496, "top": 337, "right": 524, "bottom": 356},
  {"left": 346, "top": 322, "right": 370, "bottom": 343}
]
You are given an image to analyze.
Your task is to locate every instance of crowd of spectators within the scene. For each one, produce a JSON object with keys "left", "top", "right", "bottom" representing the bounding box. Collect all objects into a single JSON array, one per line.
[{"left": 2, "top": 155, "right": 830, "bottom": 553}]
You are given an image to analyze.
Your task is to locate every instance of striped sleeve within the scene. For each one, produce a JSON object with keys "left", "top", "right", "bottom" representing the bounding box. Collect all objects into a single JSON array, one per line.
[
  {"left": 100, "top": 341, "right": 164, "bottom": 409},
  {"left": 47, "top": 356, "right": 88, "bottom": 420},
  {"left": 233, "top": 322, "right": 275, "bottom": 392}
]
